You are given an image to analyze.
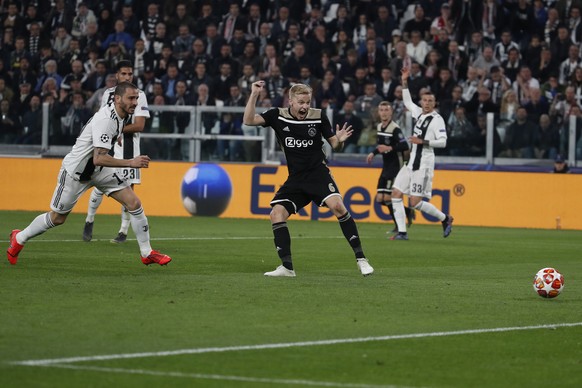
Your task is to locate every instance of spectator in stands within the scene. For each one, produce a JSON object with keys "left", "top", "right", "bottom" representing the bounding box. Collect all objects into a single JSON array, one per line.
[
  {"left": 230, "top": 28, "right": 247, "bottom": 60},
  {"left": 213, "top": 63, "right": 237, "bottom": 102},
  {"left": 27, "top": 22, "right": 46, "bottom": 59},
  {"left": 451, "top": 0, "right": 482, "bottom": 46},
  {"left": 282, "top": 42, "right": 310, "bottom": 83},
  {"left": 79, "top": 21, "right": 102, "bottom": 57},
  {"left": 447, "top": 106, "right": 478, "bottom": 156},
  {"left": 238, "top": 63, "right": 258, "bottom": 98},
  {"left": 531, "top": 45, "right": 554, "bottom": 83},
  {"left": 494, "top": 30, "right": 520, "bottom": 63},
  {"left": 203, "top": 23, "right": 226, "bottom": 59},
  {"left": 45, "top": 0, "right": 73, "bottom": 37},
  {"left": 406, "top": 61, "right": 429, "bottom": 103},
  {"left": 439, "top": 84, "right": 465, "bottom": 124},
  {"left": 373, "top": 5, "right": 397, "bottom": 45},
  {"left": 465, "top": 87, "right": 499, "bottom": 126},
  {"left": 354, "top": 82, "right": 382, "bottom": 126},
  {"left": 213, "top": 44, "right": 240, "bottom": 78},
  {"left": 244, "top": 2, "right": 264, "bottom": 41},
  {"left": 537, "top": 114, "right": 561, "bottom": 160},
  {"left": 173, "top": 24, "right": 196, "bottom": 61},
  {"left": 501, "top": 47, "right": 523, "bottom": 83},
  {"left": 2, "top": 2, "right": 25, "bottom": 37},
  {"left": 280, "top": 23, "right": 302, "bottom": 60},
  {"left": 552, "top": 154, "right": 570, "bottom": 173},
  {"left": 466, "top": 30, "right": 486, "bottom": 64},
  {"left": 459, "top": 66, "right": 481, "bottom": 103},
  {"left": 102, "top": 19, "right": 134, "bottom": 53},
  {"left": 509, "top": 0, "right": 536, "bottom": 45},
  {"left": 513, "top": 65, "right": 540, "bottom": 105},
  {"left": 258, "top": 43, "right": 281, "bottom": 79},
  {"left": 302, "top": 4, "right": 325, "bottom": 40},
  {"left": 142, "top": 3, "right": 162, "bottom": 43},
  {"left": 218, "top": 85, "right": 246, "bottom": 161},
  {"left": 264, "top": 65, "right": 289, "bottom": 102},
  {"left": 524, "top": 87, "right": 550, "bottom": 124},
  {"left": 474, "top": 113, "right": 504, "bottom": 156},
  {"left": 432, "top": 68, "right": 456, "bottom": 102},
  {"left": 352, "top": 13, "right": 370, "bottom": 51},
  {"left": 9, "top": 36, "right": 29, "bottom": 73},
  {"left": 430, "top": 3, "right": 453, "bottom": 43},
  {"left": 256, "top": 22, "right": 278, "bottom": 56},
  {"left": 190, "top": 62, "right": 213, "bottom": 96},
  {"left": 551, "top": 24, "right": 573, "bottom": 68},
  {"left": 338, "top": 49, "right": 359, "bottom": 84},
  {"left": 541, "top": 74, "right": 564, "bottom": 102},
  {"left": 154, "top": 44, "right": 177, "bottom": 79},
  {"left": 12, "top": 56, "right": 37, "bottom": 88},
  {"left": 149, "top": 22, "right": 172, "bottom": 59},
  {"left": 220, "top": 2, "right": 246, "bottom": 43},
  {"left": 327, "top": 5, "right": 352, "bottom": 40},
  {"left": 376, "top": 67, "right": 398, "bottom": 103},
  {"left": 314, "top": 69, "right": 345, "bottom": 110},
  {"left": 271, "top": 6, "right": 293, "bottom": 41},
  {"left": 307, "top": 25, "right": 335, "bottom": 60},
  {"left": 472, "top": 46, "right": 500, "bottom": 76},
  {"left": 161, "top": 63, "right": 186, "bottom": 103},
  {"left": 61, "top": 59, "right": 87, "bottom": 91},
  {"left": 54, "top": 90, "right": 91, "bottom": 145},
  {"left": 35, "top": 60, "right": 62, "bottom": 93},
  {"left": 131, "top": 39, "right": 154, "bottom": 79},
  {"left": 13, "top": 82, "right": 34, "bottom": 117},
  {"left": 423, "top": 50, "right": 441, "bottom": 81},
  {"left": 167, "top": 3, "right": 195, "bottom": 39},
  {"left": 335, "top": 100, "right": 364, "bottom": 154},
  {"left": 0, "top": 98, "right": 21, "bottom": 143},
  {"left": 83, "top": 60, "right": 108, "bottom": 92},
  {"left": 298, "top": 65, "right": 320, "bottom": 93},
  {"left": 86, "top": 73, "right": 116, "bottom": 113},
  {"left": 237, "top": 41, "right": 260, "bottom": 74},
  {"left": 498, "top": 89, "right": 519, "bottom": 129},
  {"left": 504, "top": 106, "right": 540, "bottom": 158},
  {"left": 71, "top": 2, "right": 96, "bottom": 39},
  {"left": 404, "top": 4, "right": 431, "bottom": 42},
  {"left": 549, "top": 85, "right": 578, "bottom": 126},
  {"left": 544, "top": 7, "right": 560, "bottom": 45},
  {"left": 104, "top": 42, "right": 129, "bottom": 71},
  {"left": 361, "top": 37, "right": 387, "bottom": 78},
  {"left": 389, "top": 41, "right": 410, "bottom": 79},
  {"left": 15, "top": 94, "right": 42, "bottom": 145},
  {"left": 558, "top": 44, "right": 580, "bottom": 84}
]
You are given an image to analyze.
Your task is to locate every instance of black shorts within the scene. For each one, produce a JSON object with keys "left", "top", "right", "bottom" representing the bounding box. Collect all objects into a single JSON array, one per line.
[
  {"left": 270, "top": 165, "right": 341, "bottom": 214},
  {"left": 377, "top": 169, "right": 397, "bottom": 194}
]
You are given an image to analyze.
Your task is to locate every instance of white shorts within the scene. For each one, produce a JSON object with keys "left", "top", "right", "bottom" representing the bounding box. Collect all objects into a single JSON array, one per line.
[
  {"left": 393, "top": 166, "right": 434, "bottom": 199},
  {"left": 50, "top": 166, "right": 131, "bottom": 214}
]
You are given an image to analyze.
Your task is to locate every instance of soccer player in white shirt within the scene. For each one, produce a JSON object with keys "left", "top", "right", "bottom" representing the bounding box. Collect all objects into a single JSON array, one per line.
[
  {"left": 7, "top": 82, "right": 171, "bottom": 266},
  {"left": 390, "top": 66, "right": 454, "bottom": 240},
  {"left": 83, "top": 60, "right": 150, "bottom": 243}
]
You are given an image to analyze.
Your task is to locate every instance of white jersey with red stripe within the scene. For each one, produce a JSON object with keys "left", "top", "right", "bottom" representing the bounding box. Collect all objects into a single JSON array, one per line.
[{"left": 402, "top": 88, "right": 447, "bottom": 171}]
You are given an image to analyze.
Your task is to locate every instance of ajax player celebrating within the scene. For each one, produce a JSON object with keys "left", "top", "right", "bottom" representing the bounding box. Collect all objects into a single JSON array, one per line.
[
  {"left": 390, "top": 66, "right": 454, "bottom": 240},
  {"left": 243, "top": 80, "right": 374, "bottom": 277},
  {"left": 83, "top": 60, "right": 150, "bottom": 243},
  {"left": 7, "top": 82, "right": 171, "bottom": 266}
]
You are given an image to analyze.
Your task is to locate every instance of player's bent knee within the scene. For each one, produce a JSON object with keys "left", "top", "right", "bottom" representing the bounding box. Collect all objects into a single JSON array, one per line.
[
  {"left": 50, "top": 211, "right": 68, "bottom": 226},
  {"left": 270, "top": 205, "right": 289, "bottom": 223}
]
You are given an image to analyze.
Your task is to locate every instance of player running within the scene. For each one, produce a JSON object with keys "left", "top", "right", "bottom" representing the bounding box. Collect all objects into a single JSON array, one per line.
[
  {"left": 83, "top": 60, "right": 150, "bottom": 243},
  {"left": 243, "top": 81, "right": 373, "bottom": 277},
  {"left": 7, "top": 82, "right": 171, "bottom": 266},
  {"left": 366, "top": 101, "right": 415, "bottom": 234},
  {"left": 390, "top": 66, "right": 453, "bottom": 240}
]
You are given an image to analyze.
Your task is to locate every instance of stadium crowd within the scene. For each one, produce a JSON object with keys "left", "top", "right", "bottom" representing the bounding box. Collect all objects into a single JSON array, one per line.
[{"left": 0, "top": 0, "right": 581, "bottom": 161}]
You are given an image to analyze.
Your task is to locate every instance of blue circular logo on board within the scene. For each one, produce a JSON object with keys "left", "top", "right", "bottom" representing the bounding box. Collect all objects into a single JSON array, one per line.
[{"left": 181, "top": 164, "right": 232, "bottom": 216}]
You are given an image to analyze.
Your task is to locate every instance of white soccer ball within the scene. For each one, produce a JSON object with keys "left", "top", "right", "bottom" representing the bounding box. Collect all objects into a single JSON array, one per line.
[{"left": 533, "top": 267, "right": 564, "bottom": 298}]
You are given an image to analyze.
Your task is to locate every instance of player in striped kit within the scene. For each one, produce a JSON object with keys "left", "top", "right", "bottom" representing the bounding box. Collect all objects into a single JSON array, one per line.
[
  {"left": 390, "top": 66, "right": 454, "bottom": 240},
  {"left": 83, "top": 61, "right": 150, "bottom": 243},
  {"left": 7, "top": 82, "right": 171, "bottom": 266}
]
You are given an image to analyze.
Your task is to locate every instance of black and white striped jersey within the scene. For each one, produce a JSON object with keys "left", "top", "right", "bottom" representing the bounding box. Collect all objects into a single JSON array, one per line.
[
  {"left": 101, "top": 87, "right": 150, "bottom": 159},
  {"left": 62, "top": 105, "right": 127, "bottom": 181},
  {"left": 403, "top": 89, "right": 447, "bottom": 171}
]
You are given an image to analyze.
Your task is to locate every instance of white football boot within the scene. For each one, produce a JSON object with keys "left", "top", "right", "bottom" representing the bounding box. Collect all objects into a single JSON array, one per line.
[
  {"left": 264, "top": 265, "right": 296, "bottom": 277},
  {"left": 357, "top": 258, "right": 374, "bottom": 276}
]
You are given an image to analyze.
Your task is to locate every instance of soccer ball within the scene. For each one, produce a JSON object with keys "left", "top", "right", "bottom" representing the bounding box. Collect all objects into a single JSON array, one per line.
[
  {"left": 533, "top": 268, "right": 564, "bottom": 298},
  {"left": 181, "top": 163, "right": 232, "bottom": 216}
]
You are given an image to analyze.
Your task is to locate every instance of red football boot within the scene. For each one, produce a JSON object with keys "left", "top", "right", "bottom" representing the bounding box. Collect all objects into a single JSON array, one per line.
[
  {"left": 141, "top": 250, "right": 172, "bottom": 266},
  {"left": 7, "top": 229, "right": 23, "bottom": 265}
]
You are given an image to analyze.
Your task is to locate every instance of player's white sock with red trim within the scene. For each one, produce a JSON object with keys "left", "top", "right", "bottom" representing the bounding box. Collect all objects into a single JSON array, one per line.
[
  {"left": 17, "top": 212, "right": 56, "bottom": 244},
  {"left": 119, "top": 206, "right": 130, "bottom": 234},
  {"left": 392, "top": 198, "right": 407, "bottom": 233},
  {"left": 414, "top": 201, "right": 446, "bottom": 221},
  {"left": 85, "top": 188, "right": 104, "bottom": 223},
  {"left": 128, "top": 207, "right": 152, "bottom": 257}
]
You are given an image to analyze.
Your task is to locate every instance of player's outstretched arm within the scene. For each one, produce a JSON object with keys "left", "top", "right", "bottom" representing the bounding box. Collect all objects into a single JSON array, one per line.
[{"left": 243, "top": 81, "right": 267, "bottom": 126}]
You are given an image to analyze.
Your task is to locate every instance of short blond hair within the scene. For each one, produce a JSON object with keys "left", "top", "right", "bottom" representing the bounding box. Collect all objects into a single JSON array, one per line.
[{"left": 289, "top": 83, "right": 312, "bottom": 100}]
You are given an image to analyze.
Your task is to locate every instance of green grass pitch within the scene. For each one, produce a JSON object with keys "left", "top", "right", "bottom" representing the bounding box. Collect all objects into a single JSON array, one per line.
[{"left": 1, "top": 210, "right": 581, "bottom": 387}]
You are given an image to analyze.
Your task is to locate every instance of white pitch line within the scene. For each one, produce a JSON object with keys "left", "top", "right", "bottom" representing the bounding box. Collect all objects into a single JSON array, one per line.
[
  {"left": 12, "top": 322, "right": 582, "bottom": 367},
  {"left": 44, "top": 364, "right": 411, "bottom": 388}
]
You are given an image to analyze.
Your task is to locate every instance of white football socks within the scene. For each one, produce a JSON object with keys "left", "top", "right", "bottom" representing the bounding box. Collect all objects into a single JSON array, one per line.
[
  {"left": 129, "top": 207, "right": 152, "bottom": 257},
  {"left": 392, "top": 198, "right": 407, "bottom": 233},
  {"left": 119, "top": 206, "right": 130, "bottom": 234},
  {"left": 85, "top": 188, "right": 104, "bottom": 223},
  {"left": 17, "top": 212, "right": 56, "bottom": 245},
  {"left": 415, "top": 201, "right": 446, "bottom": 222}
]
